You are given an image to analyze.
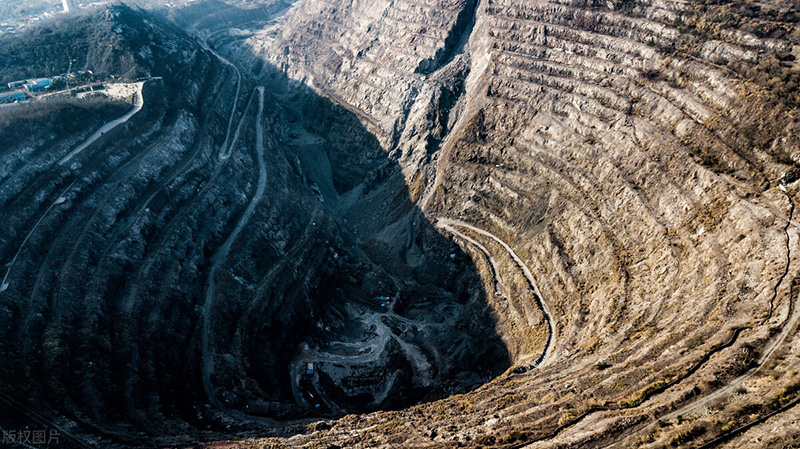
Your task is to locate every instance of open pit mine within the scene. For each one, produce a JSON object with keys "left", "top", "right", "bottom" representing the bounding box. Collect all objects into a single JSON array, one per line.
[{"left": 0, "top": 0, "right": 799, "bottom": 448}]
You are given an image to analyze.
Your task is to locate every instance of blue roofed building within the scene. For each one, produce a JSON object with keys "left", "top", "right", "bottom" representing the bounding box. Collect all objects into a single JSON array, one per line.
[
  {"left": 24, "top": 78, "right": 51, "bottom": 92},
  {"left": 0, "top": 90, "right": 26, "bottom": 102}
]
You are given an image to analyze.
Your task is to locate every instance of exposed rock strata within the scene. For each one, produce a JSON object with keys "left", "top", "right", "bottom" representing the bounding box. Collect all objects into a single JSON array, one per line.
[
  {"left": 1, "top": 0, "right": 799, "bottom": 448},
  {"left": 0, "top": 5, "right": 508, "bottom": 446},
  {"left": 216, "top": 0, "right": 800, "bottom": 447}
]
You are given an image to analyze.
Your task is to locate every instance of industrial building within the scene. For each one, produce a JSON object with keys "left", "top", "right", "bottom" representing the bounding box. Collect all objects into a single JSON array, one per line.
[
  {"left": 0, "top": 90, "right": 26, "bottom": 102},
  {"left": 24, "top": 79, "right": 51, "bottom": 92}
]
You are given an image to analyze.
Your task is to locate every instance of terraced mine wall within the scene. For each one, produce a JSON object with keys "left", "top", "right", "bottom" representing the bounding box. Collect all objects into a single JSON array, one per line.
[
  {"left": 1, "top": 0, "right": 800, "bottom": 448},
  {"left": 219, "top": 0, "right": 800, "bottom": 447},
  {"left": 0, "top": 5, "right": 511, "bottom": 446}
]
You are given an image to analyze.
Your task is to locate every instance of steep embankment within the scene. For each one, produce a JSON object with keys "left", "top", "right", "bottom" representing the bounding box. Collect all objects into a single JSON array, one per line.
[
  {"left": 2, "top": 0, "right": 800, "bottom": 447},
  {"left": 207, "top": 0, "right": 800, "bottom": 447},
  {"left": 0, "top": 5, "right": 271, "bottom": 444},
  {"left": 0, "top": 4, "right": 510, "bottom": 446}
]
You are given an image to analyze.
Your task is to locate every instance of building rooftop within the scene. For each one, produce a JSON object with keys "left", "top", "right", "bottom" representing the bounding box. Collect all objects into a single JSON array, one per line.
[{"left": 0, "top": 90, "right": 26, "bottom": 100}]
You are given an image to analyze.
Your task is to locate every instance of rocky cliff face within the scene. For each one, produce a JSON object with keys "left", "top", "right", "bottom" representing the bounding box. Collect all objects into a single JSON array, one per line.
[
  {"left": 215, "top": 0, "right": 800, "bottom": 447},
  {"left": 0, "top": 4, "right": 507, "bottom": 446},
  {"left": 1, "top": 0, "right": 800, "bottom": 448}
]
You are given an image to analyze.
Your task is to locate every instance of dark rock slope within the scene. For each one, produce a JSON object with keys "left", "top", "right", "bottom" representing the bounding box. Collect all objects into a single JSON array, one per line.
[
  {"left": 0, "top": 4, "right": 509, "bottom": 447},
  {"left": 2, "top": 0, "right": 800, "bottom": 448},
  {"left": 220, "top": 0, "right": 800, "bottom": 447}
]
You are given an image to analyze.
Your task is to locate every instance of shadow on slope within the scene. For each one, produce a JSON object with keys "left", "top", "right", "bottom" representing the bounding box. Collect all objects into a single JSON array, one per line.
[
  {"left": 0, "top": 4, "right": 511, "bottom": 446},
  {"left": 201, "top": 34, "right": 512, "bottom": 421}
]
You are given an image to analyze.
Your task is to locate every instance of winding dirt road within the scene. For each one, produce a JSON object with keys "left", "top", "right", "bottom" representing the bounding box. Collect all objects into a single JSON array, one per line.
[
  {"left": 0, "top": 180, "right": 77, "bottom": 293},
  {"left": 197, "top": 34, "right": 243, "bottom": 160},
  {"left": 58, "top": 81, "right": 145, "bottom": 166},
  {"left": 119, "top": 88, "right": 256, "bottom": 314},
  {"left": 436, "top": 217, "right": 556, "bottom": 367},
  {"left": 201, "top": 86, "right": 269, "bottom": 421},
  {"left": 438, "top": 223, "right": 506, "bottom": 298}
]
